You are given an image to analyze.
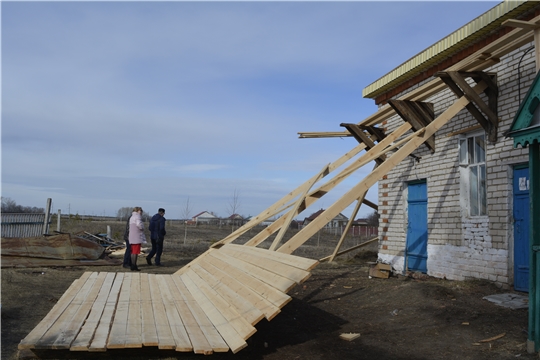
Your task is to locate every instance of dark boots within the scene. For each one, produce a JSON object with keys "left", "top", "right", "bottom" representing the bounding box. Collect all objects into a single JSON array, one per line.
[{"left": 130, "top": 254, "right": 140, "bottom": 271}]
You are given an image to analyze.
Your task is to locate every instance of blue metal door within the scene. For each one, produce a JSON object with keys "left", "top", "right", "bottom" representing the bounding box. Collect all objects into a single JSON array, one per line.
[
  {"left": 406, "top": 180, "right": 428, "bottom": 273},
  {"left": 514, "top": 166, "right": 530, "bottom": 292}
]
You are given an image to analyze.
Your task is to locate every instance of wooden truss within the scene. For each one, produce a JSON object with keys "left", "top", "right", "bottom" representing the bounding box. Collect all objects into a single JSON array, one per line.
[{"left": 19, "top": 13, "right": 540, "bottom": 356}]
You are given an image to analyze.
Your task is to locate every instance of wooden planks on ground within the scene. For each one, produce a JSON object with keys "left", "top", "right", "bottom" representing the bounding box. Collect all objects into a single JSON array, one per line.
[{"left": 18, "top": 244, "right": 319, "bottom": 355}]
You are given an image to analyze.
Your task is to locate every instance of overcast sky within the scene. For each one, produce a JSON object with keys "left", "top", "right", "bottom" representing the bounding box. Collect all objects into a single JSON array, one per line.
[{"left": 1, "top": 1, "right": 498, "bottom": 220}]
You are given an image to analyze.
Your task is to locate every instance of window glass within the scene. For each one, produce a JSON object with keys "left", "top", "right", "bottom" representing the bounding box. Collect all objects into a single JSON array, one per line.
[
  {"left": 479, "top": 164, "right": 486, "bottom": 215},
  {"left": 459, "top": 139, "right": 467, "bottom": 164},
  {"left": 474, "top": 135, "right": 485, "bottom": 164},
  {"left": 469, "top": 166, "right": 479, "bottom": 216}
]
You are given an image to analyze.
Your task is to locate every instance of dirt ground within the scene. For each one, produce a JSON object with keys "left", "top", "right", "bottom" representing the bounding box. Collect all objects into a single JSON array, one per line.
[{"left": 1, "top": 222, "right": 537, "bottom": 360}]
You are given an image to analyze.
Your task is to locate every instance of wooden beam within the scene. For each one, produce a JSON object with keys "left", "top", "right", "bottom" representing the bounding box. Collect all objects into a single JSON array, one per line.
[
  {"left": 502, "top": 19, "right": 540, "bottom": 31},
  {"left": 298, "top": 131, "right": 352, "bottom": 138},
  {"left": 447, "top": 71, "right": 498, "bottom": 142},
  {"left": 319, "top": 237, "right": 379, "bottom": 262},
  {"left": 328, "top": 194, "right": 366, "bottom": 263},
  {"left": 341, "top": 123, "right": 385, "bottom": 164},
  {"left": 388, "top": 100, "right": 435, "bottom": 153},
  {"left": 242, "top": 122, "right": 411, "bottom": 249},
  {"left": 277, "top": 81, "right": 487, "bottom": 254},
  {"left": 206, "top": 143, "right": 366, "bottom": 250},
  {"left": 269, "top": 163, "right": 330, "bottom": 251}
]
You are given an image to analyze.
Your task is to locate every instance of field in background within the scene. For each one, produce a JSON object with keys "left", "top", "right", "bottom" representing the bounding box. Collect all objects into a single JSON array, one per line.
[{"left": 52, "top": 216, "right": 379, "bottom": 261}]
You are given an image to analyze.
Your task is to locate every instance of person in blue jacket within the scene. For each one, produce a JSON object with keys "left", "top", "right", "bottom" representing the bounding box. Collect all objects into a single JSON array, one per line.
[{"left": 146, "top": 208, "right": 166, "bottom": 266}]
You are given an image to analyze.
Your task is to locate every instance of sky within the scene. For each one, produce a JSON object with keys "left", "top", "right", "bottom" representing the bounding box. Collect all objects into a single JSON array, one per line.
[{"left": 1, "top": 1, "right": 498, "bottom": 220}]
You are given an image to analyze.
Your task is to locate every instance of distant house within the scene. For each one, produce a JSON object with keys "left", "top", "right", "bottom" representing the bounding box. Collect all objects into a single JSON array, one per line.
[
  {"left": 226, "top": 214, "right": 243, "bottom": 225},
  {"left": 303, "top": 209, "right": 348, "bottom": 229},
  {"left": 349, "top": 218, "right": 378, "bottom": 238},
  {"left": 192, "top": 211, "right": 218, "bottom": 225}
]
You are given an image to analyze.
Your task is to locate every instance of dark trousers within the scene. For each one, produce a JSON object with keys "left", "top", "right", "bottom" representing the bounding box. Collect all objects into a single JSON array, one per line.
[
  {"left": 147, "top": 238, "right": 164, "bottom": 265},
  {"left": 123, "top": 240, "right": 132, "bottom": 266}
]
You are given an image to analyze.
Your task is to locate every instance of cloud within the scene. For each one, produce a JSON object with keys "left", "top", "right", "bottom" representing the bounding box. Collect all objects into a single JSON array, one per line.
[{"left": 2, "top": 1, "right": 497, "bottom": 220}]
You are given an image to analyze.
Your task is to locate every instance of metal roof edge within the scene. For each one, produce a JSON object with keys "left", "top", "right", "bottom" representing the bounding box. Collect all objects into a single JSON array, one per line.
[{"left": 362, "top": 0, "right": 532, "bottom": 99}]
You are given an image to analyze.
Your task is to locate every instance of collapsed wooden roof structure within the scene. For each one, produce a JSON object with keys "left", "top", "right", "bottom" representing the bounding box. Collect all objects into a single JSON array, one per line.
[{"left": 19, "top": 1, "right": 540, "bottom": 356}]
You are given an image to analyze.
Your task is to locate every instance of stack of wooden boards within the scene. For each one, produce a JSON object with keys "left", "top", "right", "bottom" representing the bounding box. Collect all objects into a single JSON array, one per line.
[{"left": 18, "top": 244, "right": 318, "bottom": 355}]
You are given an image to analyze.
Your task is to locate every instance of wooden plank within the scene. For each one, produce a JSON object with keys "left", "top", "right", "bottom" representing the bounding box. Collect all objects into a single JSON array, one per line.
[
  {"left": 320, "top": 237, "right": 379, "bottom": 262},
  {"left": 155, "top": 275, "right": 192, "bottom": 352},
  {"left": 34, "top": 272, "right": 99, "bottom": 349},
  {"left": 206, "top": 251, "right": 291, "bottom": 309},
  {"left": 210, "top": 250, "right": 296, "bottom": 293},
  {"left": 219, "top": 246, "right": 312, "bottom": 284},
  {"left": 51, "top": 272, "right": 108, "bottom": 349},
  {"left": 277, "top": 82, "right": 487, "bottom": 255},
  {"left": 163, "top": 276, "right": 214, "bottom": 354},
  {"left": 269, "top": 163, "right": 330, "bottom": 251},
  {"left": 224, "top": 244, "right": 318, "bottom": 271},
  {"left": 139, "top": 273, "right": 158, "bottom": 347},
  {"left": 88, "top": 273, "right": 124, "bottom": 351},
  {"left": 170, "top": 275, "right": 229, "bottom": 352},
  {"left": 198, "top": 257, "right": 281, "bottom": 321},
  {"left": 70, "top": 272, "right": 116, "bottom": 351},
  {"left": 18, "top": 272, "right": 92, "bottom": 350},
  {"left": 125, "top": 273, "right": 142, "bottom": 348},
  {"left": 180, "top": 271, "right": 247, "bottom": 354},
  {"left": 185, "top": 270, "right": 256, "bottom": 340},
  {"left": 148, "top": 274, "right": 176, "bottom": 350},
  {"left": 190, "top": 263, "right": 265, "bottom": 325},
  {"left": 106, "top": 273, "right": 131, "bottom": 349}
]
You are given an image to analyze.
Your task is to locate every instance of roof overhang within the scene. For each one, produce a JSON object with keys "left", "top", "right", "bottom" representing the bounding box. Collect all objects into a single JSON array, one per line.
[{"left": 362, "top": 1, "right": 536, "bottom": 100}]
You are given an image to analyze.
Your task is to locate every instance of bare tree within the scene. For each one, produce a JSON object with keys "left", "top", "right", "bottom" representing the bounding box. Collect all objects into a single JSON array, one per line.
[
  {"left": 1, "top": 197, "right": 44, "bottom": 213},
  {"left": 180, "top": 197, "right": 193, "bottom": 245},
  {"left": 366, "top": 211, "right": 379, "bottom": 227},
  {"left": 226, "top": 188, "right": 241, "bottom": 232},
  {"left": 116, "top": 207, "right": 132, "bottom": 221}
]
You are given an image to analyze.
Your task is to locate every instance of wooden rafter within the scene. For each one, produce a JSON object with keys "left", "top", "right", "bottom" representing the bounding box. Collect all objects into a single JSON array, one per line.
[
  {"left": 388, "top": 100, "right": 435, "bottom": 153},
  {"left": 340, "top": 123, "right": 386, "bottom": 164},
  {"left": 436, "top": 71, "right": 499, "bottom": 142},
  {"left": 277, "top": 80, "right": 488, "bottom": 255}
]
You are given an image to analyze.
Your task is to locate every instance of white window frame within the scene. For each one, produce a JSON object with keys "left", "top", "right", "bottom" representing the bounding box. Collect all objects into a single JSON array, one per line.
[{"left": 459, "top": 132, "right": 487, "bottom": 216}]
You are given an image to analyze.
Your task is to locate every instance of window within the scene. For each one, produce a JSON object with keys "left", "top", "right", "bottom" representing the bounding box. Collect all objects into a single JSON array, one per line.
[{"left": 459, "top": 134, "right": 486, "bottom": 216}]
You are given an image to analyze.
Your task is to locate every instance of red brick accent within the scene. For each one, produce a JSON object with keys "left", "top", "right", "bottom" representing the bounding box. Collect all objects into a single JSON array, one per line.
[{"left": 382, "top": 245, "right": 388, "bottom": 250}]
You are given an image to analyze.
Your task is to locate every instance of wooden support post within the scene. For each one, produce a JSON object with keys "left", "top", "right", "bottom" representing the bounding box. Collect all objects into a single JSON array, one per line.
[
  {"left": 328, "top": 193, "right": 365, "bottom": 263},
  {"left": 57, "top": 209, "right": 61, "bottom": 233},
  {"left": 43, "top": 198, "right": 52, "bottom": 235}
]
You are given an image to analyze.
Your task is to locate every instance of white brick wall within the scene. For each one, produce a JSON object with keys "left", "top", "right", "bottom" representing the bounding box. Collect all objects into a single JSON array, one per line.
[{"left": 377, "top": 42, "right": 534, "bottom": 288}]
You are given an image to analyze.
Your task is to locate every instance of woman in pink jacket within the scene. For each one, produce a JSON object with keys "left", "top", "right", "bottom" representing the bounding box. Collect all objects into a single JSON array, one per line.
[{"left": 128, "top": 207, "right": 146, "bottom": 271}]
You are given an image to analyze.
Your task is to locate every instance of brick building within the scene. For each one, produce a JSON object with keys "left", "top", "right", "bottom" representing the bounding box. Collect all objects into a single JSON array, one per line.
[{"left": 364, "top": 1, "right": 539, "bottom": 290}]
